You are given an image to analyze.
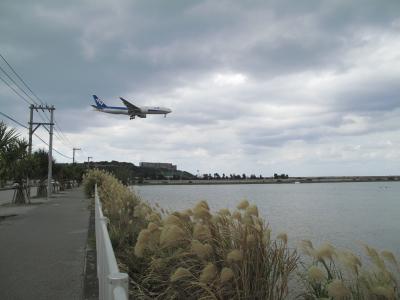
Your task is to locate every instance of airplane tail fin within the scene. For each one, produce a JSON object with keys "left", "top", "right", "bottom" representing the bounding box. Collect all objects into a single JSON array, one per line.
[{"left": 92, "top": 95, "right": 107, "bottom": 108}]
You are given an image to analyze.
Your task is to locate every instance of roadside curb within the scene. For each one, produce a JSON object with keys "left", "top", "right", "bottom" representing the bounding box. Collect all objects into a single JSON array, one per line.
[{"left": 83, "top": 197, "right": 99, "bottom": 300}]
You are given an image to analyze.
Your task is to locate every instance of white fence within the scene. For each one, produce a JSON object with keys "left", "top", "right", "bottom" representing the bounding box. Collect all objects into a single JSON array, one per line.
[{"left": 95, "top": 184, "right": 129, "bottom": 300}]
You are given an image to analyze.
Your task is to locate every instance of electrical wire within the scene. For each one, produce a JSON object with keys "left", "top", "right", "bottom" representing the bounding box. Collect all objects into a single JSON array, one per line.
[
  {"left": 0, "top": 54, "right": 87, "bottom": 159},
  {"left": 0, "top": 54, "right": 45, "bottom": 106},
  {"left": 0, "top": 111, "right": 27, "bottom": 129},
  {"left": 0, "top": 54, "right": 76, "bottom": 150},
  {"left": 32, "top": 133, "right": 73, "bottom": 159},
  {"left": 0, "top": 110, "right": 73, "bottom": 160},
  {"left": 0, "top": 74, "right": 32, "bottom": 106},
  {"left": 0, "top": 60, "right": 55, "bottom": 137},
  {"left": 0, "top": 65, "right": 40, "bottom": 106}
]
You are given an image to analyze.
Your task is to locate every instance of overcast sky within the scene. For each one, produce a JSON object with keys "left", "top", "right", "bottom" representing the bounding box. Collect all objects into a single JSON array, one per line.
[{"left": 1, "top": 0, "right": 399, "bottom": 176}]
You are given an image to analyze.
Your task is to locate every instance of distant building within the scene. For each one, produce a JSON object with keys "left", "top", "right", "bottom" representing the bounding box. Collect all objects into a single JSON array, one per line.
[{"left": 139, "top": 162, "right": 177, "bottom": 171}]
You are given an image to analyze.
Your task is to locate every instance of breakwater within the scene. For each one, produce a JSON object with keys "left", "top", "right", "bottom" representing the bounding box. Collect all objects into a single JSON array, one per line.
[{"left": 141, "top": 175, "right": 400, "bottom": 185}]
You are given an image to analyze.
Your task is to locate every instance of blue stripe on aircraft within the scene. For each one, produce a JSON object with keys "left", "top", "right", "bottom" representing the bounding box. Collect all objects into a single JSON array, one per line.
[{"left": 106, "top": 107, "right": 128, "bottom": 110}]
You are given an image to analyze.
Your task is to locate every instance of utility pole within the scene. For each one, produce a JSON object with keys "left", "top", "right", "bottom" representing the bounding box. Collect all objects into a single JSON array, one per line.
[
  {"left": 28, "top": 105, "right": 34, "bottom": 155},
  {"left": 27, "top": 105, "right": 55, "bottom": 200},
  {"left": 47, "top": 106, "right": 54, "bottom": 199},
  {"left": 73, "top": 148, "right": 81, "bottom": 164},
  {"left": 87, "top": 156, "right": 92, "bottom": 169},
  {"left": 27, "top": 105, "right": 34, "bottom": 202}
]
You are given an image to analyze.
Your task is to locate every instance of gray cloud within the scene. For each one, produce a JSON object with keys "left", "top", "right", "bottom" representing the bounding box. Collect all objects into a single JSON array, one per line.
[{"left": 0, "top": 0, "right": 399, "bottom": 175}]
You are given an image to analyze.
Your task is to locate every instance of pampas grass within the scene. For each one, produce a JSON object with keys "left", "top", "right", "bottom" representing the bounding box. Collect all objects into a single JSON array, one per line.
[
  {"left": 131, "top": 199, "right": 298, "bottom": 300},
  {"left": 227, "top": 249, "right": 243, "bottom": 263},
  {"left": 237, "top": 199, "right": 249, "bottom": 210},
  {"left": 191, "top": 240, "right": 213, "bottom": 260},
  {"left": 327, "top": 279, "right": 351, "bottom": 299},
  {"left": 220, "top": 267, "right": 234, "bottom": 283},
  {"left": 298, "top": 240, "right": 400, "bottom": 300},
  {"left": 199, "top": 263, "right": 218, "bottom": 283},
  {"left": 170, "top": 267, "right": 192, "bottom": 282},
  {"left": 308, "top": 266, "right": 325, "bottom": 282},
  {"left": 159, "top": 225, "right": 186, "bottom": 248},
  {"left": 84, "top": 170, "right": 399, "bottom": 300}
]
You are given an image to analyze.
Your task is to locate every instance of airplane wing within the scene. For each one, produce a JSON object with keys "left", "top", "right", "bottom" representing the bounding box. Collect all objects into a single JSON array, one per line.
[{"left": 120, "top": 97, "right": 141, "bottom": 115}]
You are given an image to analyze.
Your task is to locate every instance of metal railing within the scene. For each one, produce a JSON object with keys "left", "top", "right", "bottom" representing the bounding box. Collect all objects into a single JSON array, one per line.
[{"left": 95, "top": 184, "right": 129, "bottom": 300}]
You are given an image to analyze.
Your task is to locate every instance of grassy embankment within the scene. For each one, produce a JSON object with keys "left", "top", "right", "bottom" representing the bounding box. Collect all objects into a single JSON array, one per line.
[{"left": 84, "top": 169, "right": 400, "bottom": 299}]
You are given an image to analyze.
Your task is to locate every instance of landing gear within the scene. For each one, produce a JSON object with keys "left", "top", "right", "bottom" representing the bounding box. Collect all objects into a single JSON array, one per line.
[{"left": 130, "top": 115, "right": 135, "bottom": 119}]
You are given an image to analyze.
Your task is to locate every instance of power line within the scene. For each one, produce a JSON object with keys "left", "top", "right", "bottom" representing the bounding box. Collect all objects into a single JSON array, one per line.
[
  {"left": 0, "top": 55, "right": 52, "bottom": 127},
  {"left": 0, "top": 110, "right": 73, "bottom": 160},
  {"left": 0, "top": 63, "right": 51, "bottom": 121},
  {"left": 0, "top": 111, "right": 28, "bottom": 129},
  {"left": 0, "top": 65, "right": 40, "bottom": 106},
  {"left": 53, "top": 118, "right": 75, "bottom": 148},
  {"left": 0, "top": 64, "right": 52, "bottom": 129},
  {"left": 0, "top": 54, "right": 45, "bottom": 106},
  {"left": 33, "top": 133, "right": 72, "bottom": 159},
  {"left": 0, "top": 54, "right": 75, "bottom": 150},
  {"left": 0, "top": 74, "right": 32, "bottom": 106}
]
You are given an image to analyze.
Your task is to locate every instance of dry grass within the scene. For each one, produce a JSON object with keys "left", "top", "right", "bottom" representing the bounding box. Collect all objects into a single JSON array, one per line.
[
  {"left": 131, "top": 202, "right": 298, "bottom": 299},
  {"left": 84, "top": 169, "right": 399, "bottom": 300},
  {"left": 83, "top": 169, "right": 152, "bottom": 280},
  {"left": 298, "top": 240, "right": 400, "bottom": 299}
]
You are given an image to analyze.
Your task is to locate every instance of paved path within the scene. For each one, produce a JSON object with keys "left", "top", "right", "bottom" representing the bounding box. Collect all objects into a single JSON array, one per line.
[{"left": 0, "top": 188, "right": 90, "bottom": 300}]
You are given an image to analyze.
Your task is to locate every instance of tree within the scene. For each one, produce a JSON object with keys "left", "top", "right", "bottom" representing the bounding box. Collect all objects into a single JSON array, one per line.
[
  {"left": 0, "top": 122, "right": 19, "bottom": 151},
  {"left": 0, "top": 122, "right": 20, "bottom": 186},
  {"left": 31, "top": 149, "right": 52, "bottom": 197},
  {"left": 5, "top": 139, "right": 31, "bottom": 204}
]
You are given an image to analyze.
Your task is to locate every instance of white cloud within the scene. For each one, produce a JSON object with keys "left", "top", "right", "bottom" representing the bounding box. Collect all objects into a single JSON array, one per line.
[{"left": 213, "top": 73, "right": 247, "bottom": 86}]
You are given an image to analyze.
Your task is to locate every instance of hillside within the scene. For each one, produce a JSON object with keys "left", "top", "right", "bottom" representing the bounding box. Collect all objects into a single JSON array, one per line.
[{"left": 88, "top": 160, "right": 196, "bottom": 184}]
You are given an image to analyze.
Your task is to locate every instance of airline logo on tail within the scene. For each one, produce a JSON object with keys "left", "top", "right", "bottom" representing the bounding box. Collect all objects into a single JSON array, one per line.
[{"left": 93, "top": 95, "right": 107, "bottom": 108}]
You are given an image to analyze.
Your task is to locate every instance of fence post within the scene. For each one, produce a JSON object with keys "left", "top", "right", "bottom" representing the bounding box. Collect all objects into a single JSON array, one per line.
[{"left": 108, "top": 273, "right": 129, "bottom": 299}]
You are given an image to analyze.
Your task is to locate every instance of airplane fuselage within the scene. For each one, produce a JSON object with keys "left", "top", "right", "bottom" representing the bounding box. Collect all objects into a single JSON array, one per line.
[
  {"left": 93, "top": 105, "right": 171, "bottom": 116},
  {"left": 91, "top": 95, "right": 172, "bottom": 119}
]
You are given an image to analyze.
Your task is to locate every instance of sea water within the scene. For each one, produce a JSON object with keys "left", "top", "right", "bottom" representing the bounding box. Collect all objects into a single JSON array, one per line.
[{"left": 133, "top": 182, "right": 400, "bottom": 256}]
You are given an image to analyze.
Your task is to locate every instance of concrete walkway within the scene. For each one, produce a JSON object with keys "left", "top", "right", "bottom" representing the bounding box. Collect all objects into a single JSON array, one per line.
[{"left": 0, "top": 188, "right": 90, "bottom": 300}]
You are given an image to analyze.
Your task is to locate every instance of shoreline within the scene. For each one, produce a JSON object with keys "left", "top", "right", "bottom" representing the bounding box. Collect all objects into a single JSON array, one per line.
[{"left": 138, "top": 176, "right": 400, "bottom": 185}]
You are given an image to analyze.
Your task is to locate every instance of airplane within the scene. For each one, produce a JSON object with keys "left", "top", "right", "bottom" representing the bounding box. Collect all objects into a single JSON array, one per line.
[{"left": 91, "top": 95, "right": 172, "bottom": 119}]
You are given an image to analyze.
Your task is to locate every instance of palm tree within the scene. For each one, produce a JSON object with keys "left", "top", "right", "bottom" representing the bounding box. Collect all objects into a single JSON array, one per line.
[
  {"left": 7, "top": 139, "right": 30, "bottom": 204},
  {"left": 0, "top": 121, "right": 19, "bottom": 151},
  {"left": 0, "top": 122, "right": 20, "bottom": 186},
  {"left": 0, "top": 122, "right": 32, "bottom": 203}
]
